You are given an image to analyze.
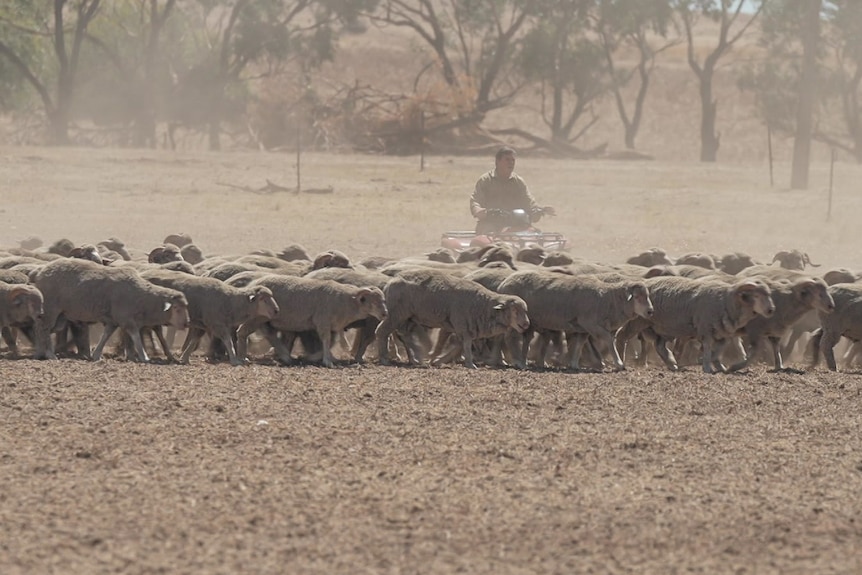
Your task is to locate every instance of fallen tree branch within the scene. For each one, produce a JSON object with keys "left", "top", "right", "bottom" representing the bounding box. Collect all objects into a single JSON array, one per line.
[{"left": 216, "top": 180, "right": 333, "bottom": 195}]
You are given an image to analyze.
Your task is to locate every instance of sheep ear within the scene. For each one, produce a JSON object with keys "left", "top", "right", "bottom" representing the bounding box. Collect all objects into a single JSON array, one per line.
[
  {"left": 9, "top": 288, "right": 29, "bottom": 305},
  {"left": 248, "top": 293, "right": 256, "bottom": 302},
  {"left": 163, "top": 301, "right": 172, "bottom": 312}
]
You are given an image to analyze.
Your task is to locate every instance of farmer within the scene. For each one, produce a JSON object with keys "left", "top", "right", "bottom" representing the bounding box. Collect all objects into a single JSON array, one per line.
[{"left": 470, "top": 146, "right": 556, "bottom": 235}]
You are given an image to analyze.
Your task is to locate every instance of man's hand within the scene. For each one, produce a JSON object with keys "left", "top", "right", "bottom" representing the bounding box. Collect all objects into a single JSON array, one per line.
[
  {"left": 474, "top": 208, "right": 487, "bottom": 220},
  {"left": 542, "top": 206, "right": 557, "bottom": 216}
]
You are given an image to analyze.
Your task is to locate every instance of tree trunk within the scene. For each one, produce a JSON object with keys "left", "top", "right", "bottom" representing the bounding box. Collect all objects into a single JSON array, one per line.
[
  {"left": 699, "top": 75, "right": 720, "bottom": 162},
  {"left": 791, "top": 0, "right": 821, "bottom": 189},
  {"left": 208, "top": 120, "right": 221, "bottom": 151}
]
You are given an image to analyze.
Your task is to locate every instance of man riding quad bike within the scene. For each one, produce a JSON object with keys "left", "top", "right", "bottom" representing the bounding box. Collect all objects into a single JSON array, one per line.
[{"left": 440, "top": 146, "right": 566, "bottom": 250}]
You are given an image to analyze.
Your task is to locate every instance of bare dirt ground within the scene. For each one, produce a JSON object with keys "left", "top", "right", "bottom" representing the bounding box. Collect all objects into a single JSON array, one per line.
[{"left": 2, "top": 146, "right": 862, "bottom": 574}]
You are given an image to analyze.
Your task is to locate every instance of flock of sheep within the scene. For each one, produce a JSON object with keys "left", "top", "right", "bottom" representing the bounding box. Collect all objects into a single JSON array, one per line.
[{"left": 1, "top": 234, "right": 860, "bottom": 373}]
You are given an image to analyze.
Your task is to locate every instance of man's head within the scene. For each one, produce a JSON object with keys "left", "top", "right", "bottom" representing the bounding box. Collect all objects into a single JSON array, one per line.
[{"left": 495, "top": 146, "right": 516, "bottom": 179}]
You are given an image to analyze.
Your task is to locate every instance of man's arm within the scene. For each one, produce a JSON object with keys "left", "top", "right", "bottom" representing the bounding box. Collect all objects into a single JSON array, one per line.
[{"left": 470, "top": 175, "right": 488, "bottom": 219}]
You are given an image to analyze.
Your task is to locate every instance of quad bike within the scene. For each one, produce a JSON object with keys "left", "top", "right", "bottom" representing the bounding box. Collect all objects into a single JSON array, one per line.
[{"left": 440, "top": 208, "right": 568, "bottom": 252}]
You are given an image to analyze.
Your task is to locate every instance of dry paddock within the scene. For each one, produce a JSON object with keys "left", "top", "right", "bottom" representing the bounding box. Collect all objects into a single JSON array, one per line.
[
  {"left": 1, "top": 359, "right": 861, "bottom": 574},
  {"left": 3, "top": 147, "right": 862, "bottom": 573}
]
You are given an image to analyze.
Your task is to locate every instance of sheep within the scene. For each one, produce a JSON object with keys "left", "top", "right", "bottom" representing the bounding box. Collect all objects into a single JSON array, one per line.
[
  {"left": 772, "top": 249, "right": 820, "bottom": 271},
  {"left": 822, "top": 268, "right": 860, "bottom": 286},
  {"left": 180, "top": 244, "right": 204, "bottom": 265},
  {"left": 18, "top": 236, "right": 43, "bottom": 251},
  {"left": 425, "top": 248, "right": 457, "bottom": 263},
  {"left": 0, "top": 269, "right": 30, "bottom": 285},
  {"left": 358, "top": 255, "right": 397, "bottom": 270},
  {"left": 311, "top": 249, "right": 352, "bottom": 270},
  {"left": 515, "top": 244, "right": 547, "bottom": 266},
  {"left": 277, "top": 243, "right": 312, "bottom": 262},
  {"left": 477, "top": 244, "right": 517, "bottom": 269},
  {"left": 809, "top": 283, "right": 862, "bottom": 371},
  {"left": 0, "top": 284, "right": 44, "bottom": 358},
  {"left": 497, "top": 271, "right": 654, "bottom": 370},
  {"left": 30, "top": 258, "right": 190, "bottom": 362},
  {"left": 0, "top": 256, "right": 45, "bottom": 270},
  {"left": 140, "top": 269, "right": 279, "bottom": 366},
  {"left": 163, "top": 233, "right": 193, "bottom": 248},
  {"left": 148, "top": 244, "right": 184, "bottom": 264},
  {"left": 201, "top": 261, "right": 263, "bottom": 282},
  {"left": 462, "top": 267, "right": 518, "bottom": 292},
  {"left": 626, "top": 248, "right": 674, "bottom": 267},
  {"left": 69, "top": 244, "right": 104, "bottom": 264},
  {"left": 303, "top": 266, "right": 393, "bottom": 361},
  {"left": 674, "top": 252, "right": 716, "bottom": 269},
  {"left": 374, "top": 268, "right": 530, "bottom": 369},
  {"left": 615, "top": 276, "right": 775, "bottom": 373},
  {"left": 717, "top": 252, "right": 758, "bottom": 275},
  {"left": 380, "top": 259, "right": 474, "bottom": 278},
  {"left": 233, "top": 254, "right": 308, "bottom": 275},
  {"left": 236, "top": 275, "right": 387, "bottom": 368},
  {"left": 47, "top": 238, "right": 75, "bottom": 257},
  {"left": 97, "top": 237, "right": 132, "bottom": 261},
  {"left": 455, "top": 244, "right": 496, "bottom": 264},
  {"left": 541, "top": 251, "right": 580, "bottom": 267},
  {"left": 727, "top": 277, "right": 834, "bottom": 372}
]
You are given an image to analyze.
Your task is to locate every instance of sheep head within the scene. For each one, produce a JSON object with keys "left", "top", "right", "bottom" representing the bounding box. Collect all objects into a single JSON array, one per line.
[
  {"left": 794, "top": 278, "right": 835, "bottom": 315},
  {"left": 353, "top": 287, "right": 388, "bottom": 321},
  {"left": 248, "top": 287, "right": 279, "bottom": 319},
  {"left": 627, "top": 283, "right": 654, "bottom": 319},
  {"left": 8, "top": 286, "right": 44, "bottom": 320},
  {"left": 495, "top": 297, "right": 530, "bottom": 333},
  {"left": 734, "top": 280, "right": 775, "bottom": 318}
]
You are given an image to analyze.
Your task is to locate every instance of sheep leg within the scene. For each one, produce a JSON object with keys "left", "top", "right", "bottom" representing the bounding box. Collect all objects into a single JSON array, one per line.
[
  {"left": 179, "top": 327, "right": 206, "bottom": 364},
  {"left": 700, "top": 337, "right": 725, "bottom": 374},
  {"left": 317, "top": 327, "right": 336, "bottom": 368},
  {"left": 566, "top": 332, "right": 588, "bottom": 370},
  {"left": 434, "top": 338, "right": 465, "bottom": 365},
  {"left": 728, "top": 336, "right": 760, "bottom": 372},
  {"left": 206, "top": 328, "right": 240, "bottom": 366},
  {"left": 819, "top": 329, "right": 840, "bottom": 371},
  {"left": 461, "top": 334, "right": 476, "bottom": 369},
  {"left": 531, "top": 332, "right": 550, "bottom": 369},
  {"left": 374, "top": 316, "right": 397, "bottom": 365},
  {"left": 429, "top": 329, "right": 453, "bottom": 364},
  {"left": 1, "top": 326, "right": 18, "bottom": 357},
  {"left": 150, "top": 326, "right": 177, "bottom": 363},
  {"left": 351, "top": 318, "right": 379, "bottom": 363},
  {"left": 653, "top": 334, "right": 679, "bottom": 371},
  {"left": 504, "top": 329, "right": 528, "bottom": 369},
  {"left": 128, "top": 328, "right": 151, "bottom": 363},
  {"left": 91, "top": 324, "right": 120, "bottom": 361},
  {"left": 593, "top": 327, "right": 625, "bottom": 371},
  {"left": 236, "top": 320, "right": 264, "bottom": 362},
  {"left": 483, "top": 335, "right": 505, "bottom": 367}
]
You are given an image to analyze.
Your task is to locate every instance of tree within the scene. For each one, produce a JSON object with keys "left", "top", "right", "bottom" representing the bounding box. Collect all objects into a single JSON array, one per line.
[
  {"left": 790, "top": 0, "right": 821, "bottom": 189},
  {"left": 77, "top": 0, "right": 178, "bottom": 147},
  {"left": 739, "top": 1, "right": 861, "bottom": 166},
  {"left": 169, "top": 0, "right": 368, "bottom": 151},
  {"left": 673, "top": 0, "right": 766, "bottom": 162},
  {"left": 593, "top": 0, "right": 678, "bottom": 149},
  {"left": 0, "top": 0, "right": 102, "bottom": 144},
  {"left": 366, "top": 0, "right": 536, "bottom": 123},
  {"left": 517, "top": 0, "right": 608, "bottom": 150}
]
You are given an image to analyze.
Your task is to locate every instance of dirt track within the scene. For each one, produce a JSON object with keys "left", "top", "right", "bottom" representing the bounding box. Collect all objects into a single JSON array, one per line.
[{"left": 2, "top": 360, "right": 861, "bottom": 574}]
